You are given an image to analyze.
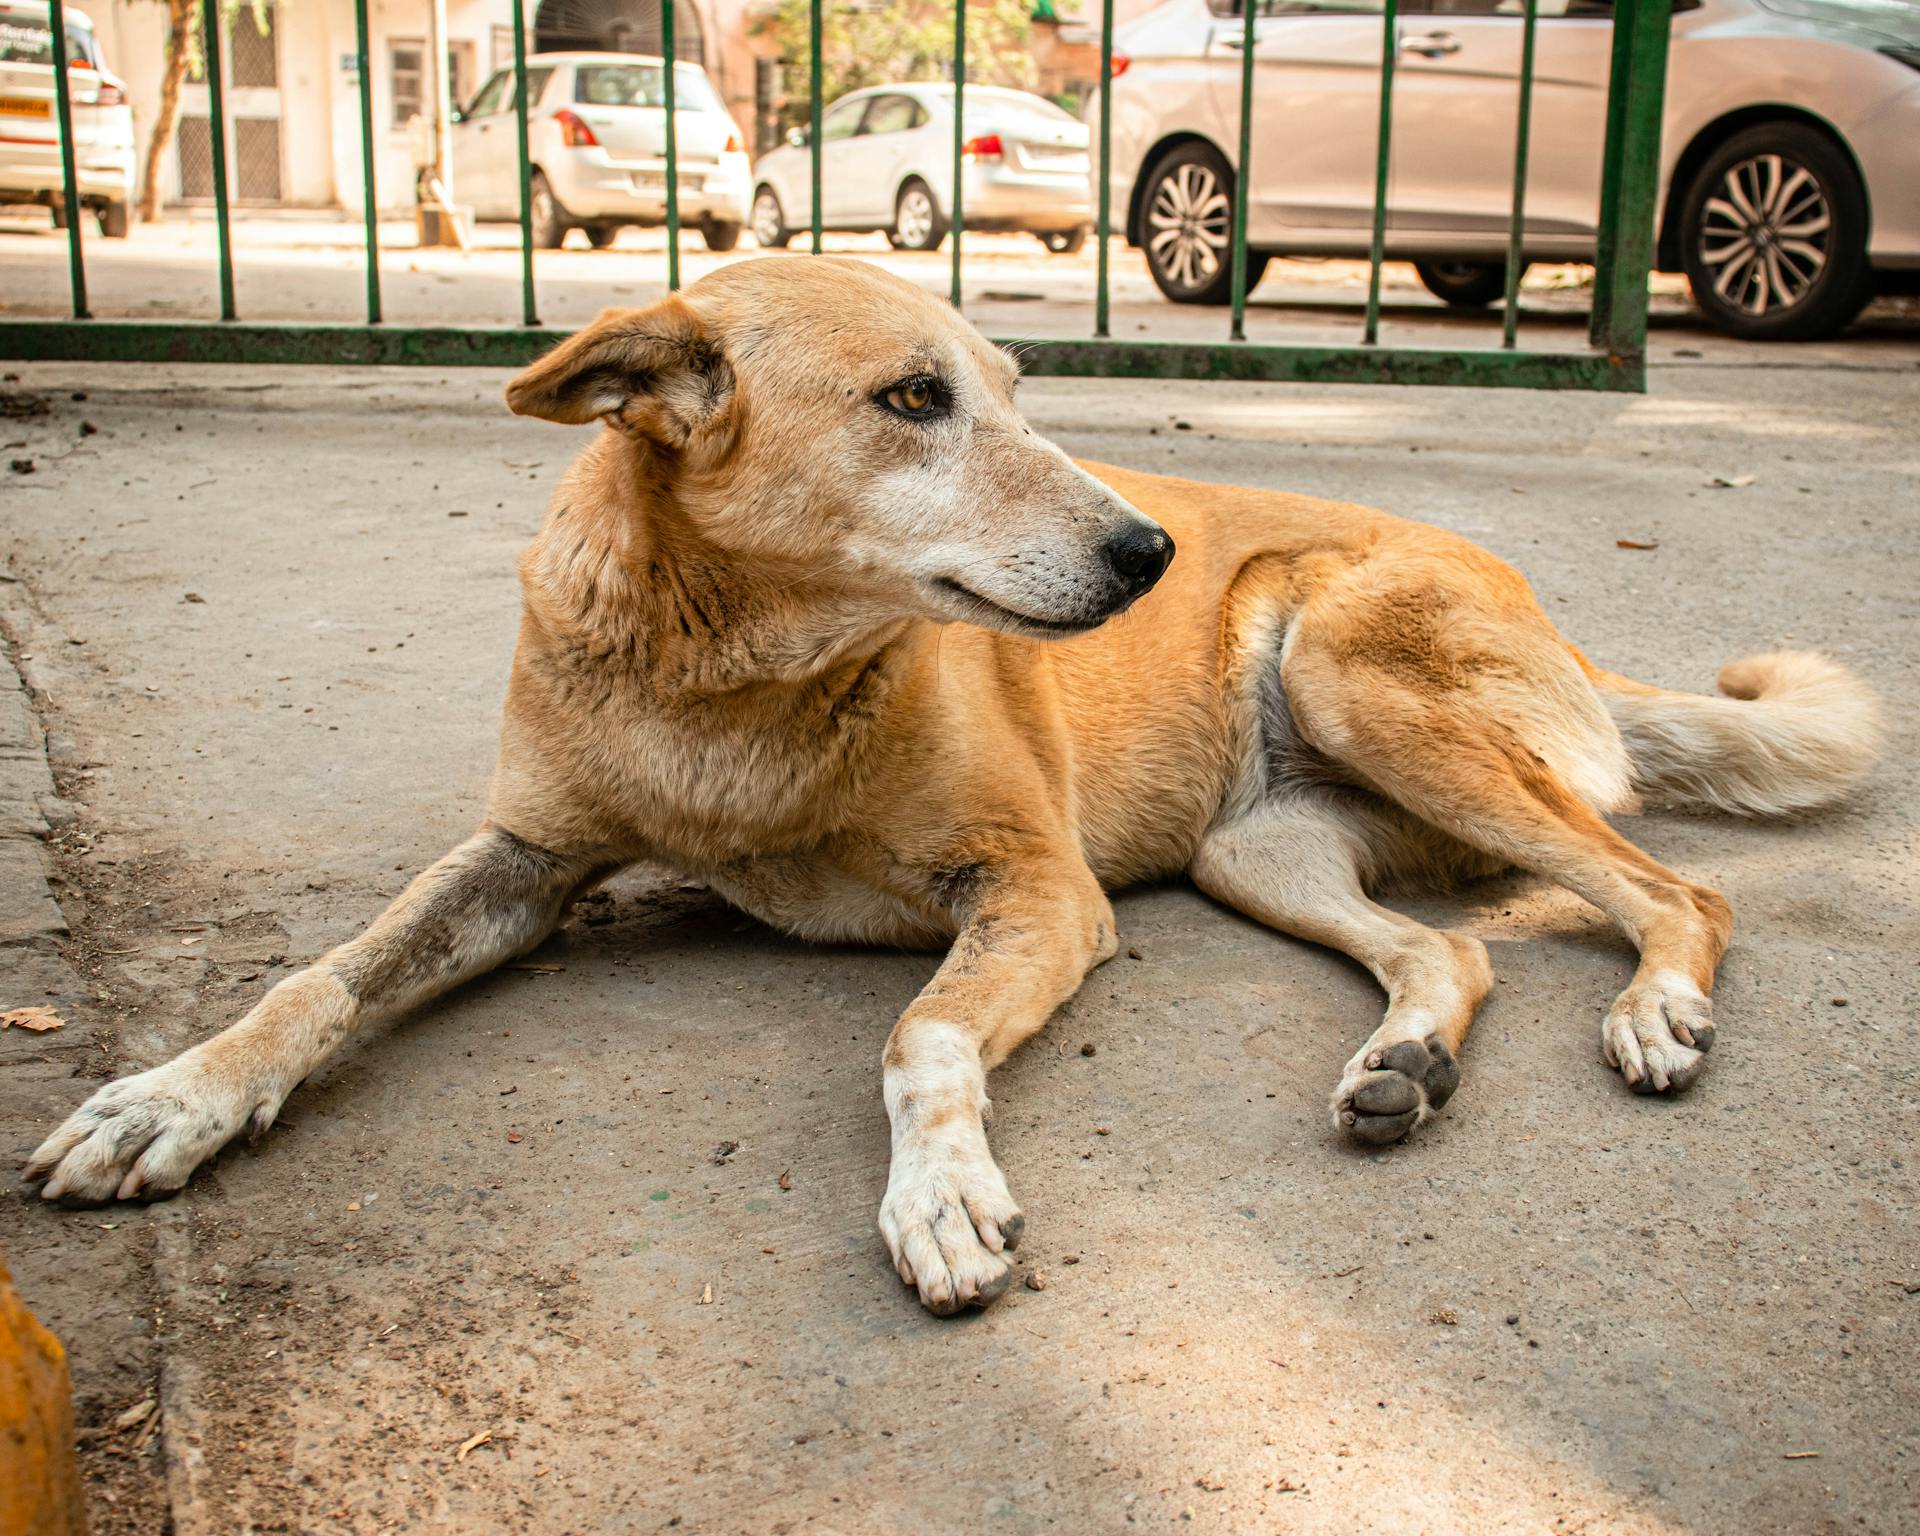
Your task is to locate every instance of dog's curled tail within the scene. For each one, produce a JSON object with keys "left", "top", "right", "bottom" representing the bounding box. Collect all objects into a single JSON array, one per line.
[{"left": 1597, "top": 651, "right": 1883, "bottom": 818}]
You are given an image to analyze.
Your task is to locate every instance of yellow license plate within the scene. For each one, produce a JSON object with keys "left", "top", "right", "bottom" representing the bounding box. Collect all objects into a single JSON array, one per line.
[{"left": 0, "top": 95, "right": 51, "bottom": 118}]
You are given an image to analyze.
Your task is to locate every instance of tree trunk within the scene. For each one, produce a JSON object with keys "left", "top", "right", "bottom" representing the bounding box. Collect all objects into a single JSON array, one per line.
[{"left": 138, "top": 0, "right": 198, "bottom": 223}]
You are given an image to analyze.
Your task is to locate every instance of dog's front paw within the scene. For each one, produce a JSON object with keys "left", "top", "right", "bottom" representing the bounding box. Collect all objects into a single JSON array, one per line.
[
  {"left": 24, "top": 1057, "right": 275, "bottom": 1205},
  {"left": 878, "top": 1137, "right": 1023, "bottom": 1317},
  {"left": 1602, "top": 973, "right": 1713, "bottom": 1094},
  {"left": 1331, "top": 1033, "right": 1461, "bottom": 1146}
]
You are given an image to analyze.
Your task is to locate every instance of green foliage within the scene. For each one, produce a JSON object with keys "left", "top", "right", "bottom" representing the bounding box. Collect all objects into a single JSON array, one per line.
[{"left": 754, "top": 0, "right": 1038, "bottom": 118}]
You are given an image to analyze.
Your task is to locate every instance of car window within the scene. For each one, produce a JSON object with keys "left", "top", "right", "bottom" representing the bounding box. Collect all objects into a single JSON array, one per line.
[
  {"left": 820, "top": 97, "right": 865, "bottom": 142},
  {"left": 574, "top": 62, "right": 723, "bottom": 112},
  {"left": 0, "top": 6, "right": 99, "bottom": 66},
  {"left": 522, "top": 66, "right": 553, "bottom": 107},
  {"left": 466, "top": 69, "right": 510, "bottom": 117},
  {"left": 860, "top": 94, "right": 921, "bottom": 135}
]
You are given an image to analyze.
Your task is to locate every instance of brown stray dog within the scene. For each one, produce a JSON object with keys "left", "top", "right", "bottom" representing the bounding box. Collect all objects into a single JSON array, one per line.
[{"left": 26, "top": 258, "right": 1882, "bottom": 1316}]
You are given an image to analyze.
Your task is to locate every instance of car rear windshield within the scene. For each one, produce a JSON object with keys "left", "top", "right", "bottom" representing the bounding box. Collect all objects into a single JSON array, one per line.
[
  {"left": 0, "top": 6, "right": 98, "bottom": 66},
  {"left": 575, "top": 63, "right": 723, "bottom": 113}
]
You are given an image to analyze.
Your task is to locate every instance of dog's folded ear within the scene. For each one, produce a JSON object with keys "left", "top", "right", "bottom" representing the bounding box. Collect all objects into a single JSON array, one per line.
[{"left": 504, "top": 296, "right": 735, "bottom": 448}]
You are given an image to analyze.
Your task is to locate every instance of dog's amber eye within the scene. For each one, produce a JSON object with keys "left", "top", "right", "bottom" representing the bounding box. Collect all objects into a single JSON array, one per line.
[{"left": 882, "top": 378, "right": 941, "bottom": 418}]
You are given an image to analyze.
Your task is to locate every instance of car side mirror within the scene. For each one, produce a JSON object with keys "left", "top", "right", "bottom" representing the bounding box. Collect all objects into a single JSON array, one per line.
[{"left": 786, "top": 126, "right": 807, "bottom": 148}]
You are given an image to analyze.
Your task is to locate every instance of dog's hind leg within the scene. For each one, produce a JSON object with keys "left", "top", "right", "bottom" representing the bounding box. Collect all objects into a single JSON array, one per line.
[
  {"left": 26, "top": 827, "right": 606, "bottom": 1203},
  {"left": 1192, "top": 794, "right": 1493, "bottom": 1145}
]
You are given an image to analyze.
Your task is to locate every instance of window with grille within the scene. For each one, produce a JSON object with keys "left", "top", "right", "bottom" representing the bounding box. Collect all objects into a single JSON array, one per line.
[{"left": 390, "top": 40, "right": 424, "bottom": 128}]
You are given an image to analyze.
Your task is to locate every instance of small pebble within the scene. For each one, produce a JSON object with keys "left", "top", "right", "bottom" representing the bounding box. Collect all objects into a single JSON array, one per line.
[
  {"left": 1506, "top": 1313, "right": 1520, "bottom": 1325},
  {"left": 1080, "top": 1042, "right": 1096, "bottom": 1057},
  {"left": 1126, "top": 947, "right": 1143, "bottom": 960},
  {"left": 1024, "top": 1271, "right": 1047, "bottom": 1292},
  {"left": 1831, "top": 997, "right": 1848, "bottom": 1007}
]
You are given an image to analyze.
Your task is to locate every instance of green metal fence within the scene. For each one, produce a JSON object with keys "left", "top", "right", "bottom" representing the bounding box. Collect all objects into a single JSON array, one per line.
[{"left": 5, "top": 0, "right": 1672, "bottom": 390}]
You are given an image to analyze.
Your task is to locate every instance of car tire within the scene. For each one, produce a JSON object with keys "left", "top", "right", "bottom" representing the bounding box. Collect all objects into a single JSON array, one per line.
[
  {"left": 99, "top": 200, "right": 131, "bottom": 239},
  {"left": 1139, "top": 141, "right": 1265, "bottom": 305},
  {"left": 1040, "top": 227, "right": 1088, "bottom": 256},
  {"left": 1678, "top": 122, "right": 1871, "bottom": 342},
  {"left": 892, "top": 178, "right": 946, "bottom": 253},
  {"left": 1413, "top": 259, "right": 1511, "bottom": 308},
  {"left": 701, "top": 219, "right": 742, "bottom": 253},
  {"left": 586, "top": 224, "right": 620, "bottom": 249},
  {"left": 49, "top": 201, "right": 68, "bottom": 230},
  {"left": 529, "top": 171, "right": 568, "bottom": 250},
  {"left": 752, "top": 186, "right": 793, "bottom": 248}
]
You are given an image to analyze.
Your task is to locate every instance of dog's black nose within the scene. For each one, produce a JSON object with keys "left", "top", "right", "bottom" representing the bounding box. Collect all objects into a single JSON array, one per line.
[{"left": 1102, "top": 524, "right": 1175, "bottom": 597}]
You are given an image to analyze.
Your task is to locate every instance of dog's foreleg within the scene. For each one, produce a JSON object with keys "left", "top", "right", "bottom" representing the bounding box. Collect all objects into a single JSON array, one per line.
[
  {"left": 26, "top": 827, "right": 601, "bottom": 1204},
  {"left": 878, "top": 865, "right": 1116, "bottom": 1315}
]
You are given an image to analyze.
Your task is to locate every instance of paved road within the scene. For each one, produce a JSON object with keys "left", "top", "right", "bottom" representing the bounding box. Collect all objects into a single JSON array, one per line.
[
  {"left": 0, "top": 341, "right": 1916, "bottom": 1533},
  {"left": 4, "top": 212, "right": 1918, "bottom": 363}
]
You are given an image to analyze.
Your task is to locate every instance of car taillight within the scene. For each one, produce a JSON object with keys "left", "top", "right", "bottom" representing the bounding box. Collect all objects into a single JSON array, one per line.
[
  {"left": 961, "top": 134, "right": 1003, "bottom": 160},
  {"left": 95, "top": 82, "right": 124, "bottom": 106},
  {"left": 553, "top": 109, "right": 598, "bottom": 148},
  {"left": 1110, "top": 53, "right": 1131, "bottom": 79},
  {"left": 724, "top": 131, "right": 743, "bottom": 153}
]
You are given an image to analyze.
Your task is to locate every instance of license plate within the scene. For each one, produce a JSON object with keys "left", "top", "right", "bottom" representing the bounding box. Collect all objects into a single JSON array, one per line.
[
  {"left": 631, "top": 172, "right": 665, "bottom": 192},
  {"left": 1024, "top": 144, "right": 1079, "bottom": 161},
  {"left": 0, "top": 95, "right": 51, "bottom": 118}
]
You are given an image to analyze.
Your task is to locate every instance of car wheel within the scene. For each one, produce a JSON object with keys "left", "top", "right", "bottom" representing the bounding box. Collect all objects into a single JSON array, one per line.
[
  {"left": 1678, "top": 122, "right": 1871, "bottom": 342},
  {"left": 701, "top": 219, "right": 742, "bottom": 253},
  {"left": 529, "top": 171, "right": 567, "bottom": 250},
  {"left": 1039, "top": 227, "right": 1088, "bottom": 256},
  {"left": 586, "top": 224, "right": 620, "bottom": 249},
  {"left": 1141, "top": 142, "right": 1264, "bottom": 305},
  {"left": 1413, "top": 259, "right": 1511, "bottom": 308},
  {"left": 98, "top": 200, "right": 131, "bottom": 239},
  {"left": 892, "top": 179, "right": 946, "bottom": 253},
  {"left": 752, "top": 186, "right": 792, "bottom": 248}
]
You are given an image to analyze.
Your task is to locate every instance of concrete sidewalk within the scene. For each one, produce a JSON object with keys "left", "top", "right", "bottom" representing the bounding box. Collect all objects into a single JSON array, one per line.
[{"left": 0, "top": 350, "right": 1916, "bottom": 1534}]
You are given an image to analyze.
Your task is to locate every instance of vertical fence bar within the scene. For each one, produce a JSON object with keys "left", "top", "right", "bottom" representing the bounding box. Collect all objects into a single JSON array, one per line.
[
  {"left": 663, "top": 0, "right": 680, "bottom": 291},
  {"left": 46, "top": 0, "right": 88, "bottom": 319},
  {"left": 949, "top": 0, "right": 965, "bottom": 310},
  {"left": 354, "top": 0, "right": 381, "bottom": 323},
  {"left": 1361, "top": 0, "right": 1398, "bottom": 345},
  {"left": 1228, "top": 0, "right": 1256, "bottom": 341},
  {"left": 1499, "top": 0, "right": 1538, "bottom": 349},
  {"left": 511, "top": 0, "right": 538, "bottom": 324},
  {"left": 808, "top": 0, "right": 822, "bottom": 253},
  {"left": 1589, "top": 0, "right": 1670, "bottom": 371},
  {"left": 1094, "top": 0, "right": 1113, "bottom": 338},
  {"left": 202, "top": 0, "right": 236, "bottom": 321}
]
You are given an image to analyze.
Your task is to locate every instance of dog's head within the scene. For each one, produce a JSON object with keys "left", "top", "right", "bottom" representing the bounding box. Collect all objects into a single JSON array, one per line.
[{"left": 505, "top": 257, "right": 1172, "bottom": 639}]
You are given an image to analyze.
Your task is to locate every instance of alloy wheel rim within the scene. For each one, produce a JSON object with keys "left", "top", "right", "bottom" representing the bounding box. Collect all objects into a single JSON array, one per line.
[
  {"left": 898, "top": 189, "right": 933, "bottom": 247},
  {"left": 753, "top": 192, "right": 781, "bottom": 246},
  {"left": 1698, "top": 153, "right": 1830, "bottom": 317},
  {"left": 1147, "top": 163, "right": 1230, "bottom": 290}
]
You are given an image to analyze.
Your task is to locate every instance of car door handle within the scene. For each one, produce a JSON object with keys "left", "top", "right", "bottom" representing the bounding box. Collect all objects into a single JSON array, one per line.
[{"left": 1399, "top": 31, "right": 1462, "bottom": 58}]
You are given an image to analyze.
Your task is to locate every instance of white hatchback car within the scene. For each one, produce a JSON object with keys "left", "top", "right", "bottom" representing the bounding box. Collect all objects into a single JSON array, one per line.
[
  {"left": 0, "top": 2, "right": 134, "bottom": 236},
  {"left": 453, "top": 52, "right": 752, "bottom": 249},
  {"left": 1100, "top": 0, "right": 1920, "bottom": 338},
  {"left": 750, "top": 83, "right": 1094, "bottom": 253}
]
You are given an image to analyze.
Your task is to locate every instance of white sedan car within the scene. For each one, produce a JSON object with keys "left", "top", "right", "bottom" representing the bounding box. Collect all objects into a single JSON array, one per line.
[
  {"left": 0, "top": 2, "right": 134, "bottom": 236},
  {"left": 453, "top": 52, "right": 752, "bottom": 249},
  {"left": 1100, "top": 0, "right": 1920, "bottom": 339},
  {"left": 750, "top": 83, "right": 1093, "bottom": 253}
]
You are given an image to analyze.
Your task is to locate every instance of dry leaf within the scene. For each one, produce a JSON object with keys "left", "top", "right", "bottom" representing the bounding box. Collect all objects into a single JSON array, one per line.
[
  {"left": 699, "top": 1282, "right": 713, "bottom": 1305},
  {"left": 777, "top": 1169, "right": 792, "bottom": 1192},
  {"left": 1615, "top": 538, "right": 1660, "bottom": 550},
  {"left": 455, "top": 1429, "right": 492, "bottom": 1463},
  {"left": 1, "top": 1006, "right": 65, "bottom": 1033},
  {"left": 506, "top": 1131, "right": 523, "bottom": 1144}
]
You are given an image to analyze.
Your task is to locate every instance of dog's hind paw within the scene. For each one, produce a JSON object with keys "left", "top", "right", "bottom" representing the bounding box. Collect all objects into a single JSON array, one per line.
[
  {"left": 878, "top": 1140, "right": 1021, "bottom": 1317},
  {"left": 1602, "top": 973, "right": 1712, "bottom": 1094},
  {"left": 1330, "top": 1033, "right": 1460, "bottom": 1146}
]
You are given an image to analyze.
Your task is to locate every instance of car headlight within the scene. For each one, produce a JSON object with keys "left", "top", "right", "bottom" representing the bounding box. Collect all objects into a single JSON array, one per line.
[{"left": 1880, "top": 45, "right": 1920, "bottom": 71}]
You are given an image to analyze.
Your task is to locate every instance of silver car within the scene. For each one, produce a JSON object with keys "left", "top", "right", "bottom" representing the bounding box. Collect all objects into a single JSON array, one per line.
[
  {"left": 750, "top": 83, "right": 1094, "bottom": 253},
  {"left": 452, "top": 53, "right": 753, "bottom": 250},
  {"left": 1101, "top": 0, "right": 1920, "bottom": 338}
]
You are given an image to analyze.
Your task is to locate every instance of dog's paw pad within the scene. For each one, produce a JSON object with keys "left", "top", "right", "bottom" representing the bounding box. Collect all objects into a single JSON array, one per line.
[{"left": 1331, "top": 1034, "right": 1459, "bottom": 1146}]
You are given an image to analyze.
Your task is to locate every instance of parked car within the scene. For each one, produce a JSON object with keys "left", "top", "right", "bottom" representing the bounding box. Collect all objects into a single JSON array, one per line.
[
  {"left": 750, "top": 83, "right": 1094, "bottom": 253},
  {"left": 1096, "top": 0, "right": 1920, "bottom": 339},
  {"left": 0, "top": 2, "right": 133, "bottom": 236},
  {"left": 452, "top": 52, "right": 752, "bottom": 250}
]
